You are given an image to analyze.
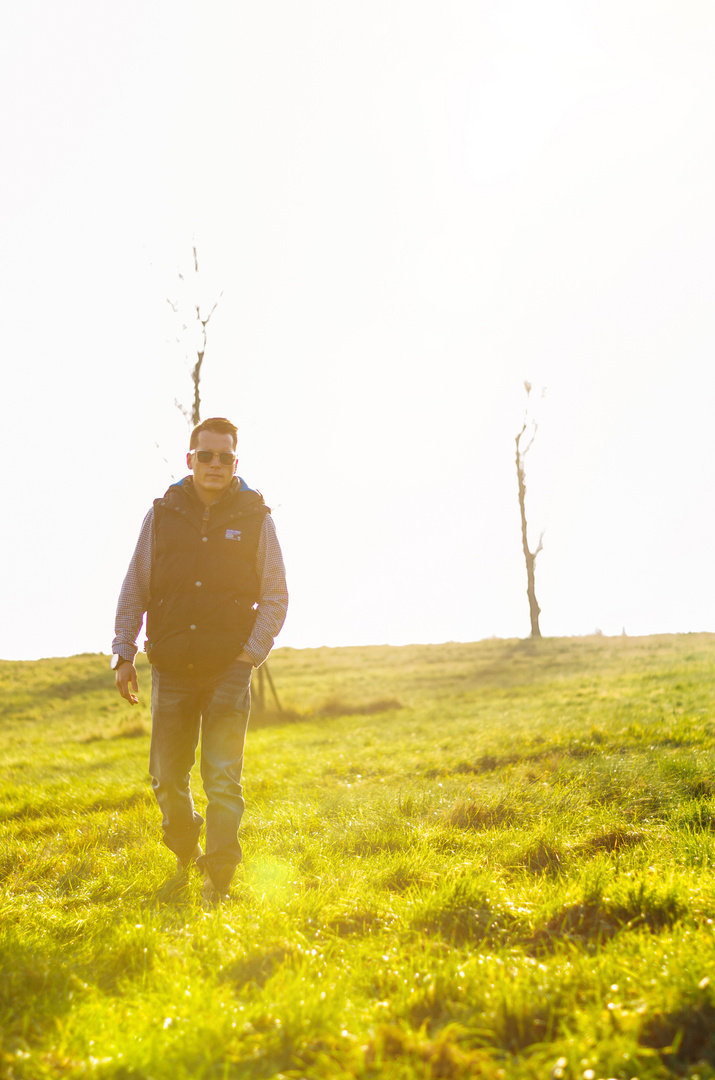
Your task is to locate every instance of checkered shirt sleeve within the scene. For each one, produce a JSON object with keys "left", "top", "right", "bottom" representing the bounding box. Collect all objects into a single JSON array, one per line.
[
  {"left": 244, "top": 514, "right": 289, "bottom": 666},
  {"left": 112, "top": 509, "right": 288, "bottom": 668},
  {"left": 112, "top": 510, "right": 153, "bottom": 663}
]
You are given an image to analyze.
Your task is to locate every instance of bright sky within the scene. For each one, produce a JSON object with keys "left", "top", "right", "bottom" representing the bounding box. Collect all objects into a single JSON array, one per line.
[{"left": 2, "top": 1, "right": 714, "bottom": 662}]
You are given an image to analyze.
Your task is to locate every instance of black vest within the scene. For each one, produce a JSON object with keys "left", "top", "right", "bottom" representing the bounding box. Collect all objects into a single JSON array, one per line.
[{"left": 146, "top": 479, "right": 269, "bottom": 676}]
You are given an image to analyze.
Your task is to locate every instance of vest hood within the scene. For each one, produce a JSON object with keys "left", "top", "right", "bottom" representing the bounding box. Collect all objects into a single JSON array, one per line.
[{"left": 163, "top": 474, "right": 269, "bottom": 514}]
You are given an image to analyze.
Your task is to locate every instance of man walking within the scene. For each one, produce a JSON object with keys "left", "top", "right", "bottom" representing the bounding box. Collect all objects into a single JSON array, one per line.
[{"left": 112, "top": 417, "right": 288, "bottom": 906}]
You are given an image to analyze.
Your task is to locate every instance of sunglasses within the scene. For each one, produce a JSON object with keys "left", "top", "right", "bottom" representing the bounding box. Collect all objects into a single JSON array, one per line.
[{"left": 193, "top": 450, "right": 236, "bottom": 466}]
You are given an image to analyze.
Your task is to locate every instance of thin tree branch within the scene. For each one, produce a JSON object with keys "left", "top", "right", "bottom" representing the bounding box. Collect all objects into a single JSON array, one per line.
[{"left": 171, "top": 246, "right": 222, "bottom": 428}]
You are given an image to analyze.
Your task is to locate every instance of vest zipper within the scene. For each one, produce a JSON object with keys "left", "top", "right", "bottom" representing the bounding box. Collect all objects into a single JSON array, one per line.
[{"left": 201, "top": 506, "right": 210, "bottom": 536}]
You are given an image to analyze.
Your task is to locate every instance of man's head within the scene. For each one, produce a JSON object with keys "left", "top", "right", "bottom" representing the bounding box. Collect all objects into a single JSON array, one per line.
[
  {"left": 189, "top": 417, "right": 238, "bottom": 451},
  {"left": 186, "top": 417, "right": 239, "bottom": 506}
]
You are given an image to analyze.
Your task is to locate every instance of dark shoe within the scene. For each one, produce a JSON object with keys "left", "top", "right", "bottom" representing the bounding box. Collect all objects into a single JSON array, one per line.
[
  {"left": 195, "top": 848, "right": 238, "bottom": 893},
  {"left": 201, "top": 868, "right": 229, "bottom": 910},
  {"left": 176, "top": 842, "right": 204, "bottom": 874},
  {"left": 157, "top": 843, "right": 204, "bottom": 902}
]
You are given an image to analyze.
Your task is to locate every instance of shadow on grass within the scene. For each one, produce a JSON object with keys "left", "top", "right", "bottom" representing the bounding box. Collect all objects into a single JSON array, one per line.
[
  {"left": 411, "top": 878, "right": 518, "bottom": 947},
  {"left": 221, "top": 943, "right": 297, "bottom": 990},
  {"left": 0, "top": 938, "right": 76, "bottom": 1050},
  {"left": 338, "top": 825, "right": 413, "bottom": 857},
  {"left": 324, "top": 909, "right": 386, "bottom": 936},
  {"left": 676, "top": 803, "right": 715, "bottom": 831},
  {"left": 0, "top": 789, "right": 152, "bottom": 824},
  {"left": 250, "top": 697, "right": 404, "bottom": 730},
  {"left": 432, "top": 735, "right": 708, "bottom": 782},
  {"left": 318, "top": 697, "right": 404, "bottom": 717},
  {"left": 80, "top": 722, "right": 150, "bottom": 743},
  {"left": 515, "top": 837, "right": 564, "bottom": 875},
  {"left": 640, "top": 1000, "right": 715, "bottom": 1067},
  {"left": 364, "top": 1024, "right": 492, "bottom": 1078},
  {"left": 529, "top": 888, "right": 689, "bottom": 952},
  {"left": 576, "top": 827, "right": 645, "bottom": 855},
  {"left": 141, "top": 861, "right": 209, "bottom": 918},
  {"left": 26, "top": 672, "right": 111, "bottom": 702},
  {"left": 448, "top": 798, "right": 521, "bottom": 830}
]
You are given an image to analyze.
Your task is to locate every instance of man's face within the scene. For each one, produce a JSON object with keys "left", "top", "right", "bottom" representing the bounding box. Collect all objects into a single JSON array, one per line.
[{"left": 187, "top": 431, "right": 237, "bottom": 503}]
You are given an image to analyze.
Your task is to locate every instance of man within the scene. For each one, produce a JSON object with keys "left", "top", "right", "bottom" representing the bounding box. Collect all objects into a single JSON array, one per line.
[{"left": 112, "top": 417, "right": 288, "bottom": 907}]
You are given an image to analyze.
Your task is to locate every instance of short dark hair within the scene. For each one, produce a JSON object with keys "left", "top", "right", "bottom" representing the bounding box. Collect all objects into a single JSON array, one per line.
[{"left": 190, "top": 417, "right": 238, "bottom": 450}]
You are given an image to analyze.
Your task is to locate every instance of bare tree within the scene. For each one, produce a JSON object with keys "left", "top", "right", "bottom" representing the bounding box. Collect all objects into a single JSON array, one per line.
[
  {"left": 515, "top": 381, "right": 544, "bottom": 638},
  {"left": 167, "top": 245, "right": 223, "bottom": 427}
]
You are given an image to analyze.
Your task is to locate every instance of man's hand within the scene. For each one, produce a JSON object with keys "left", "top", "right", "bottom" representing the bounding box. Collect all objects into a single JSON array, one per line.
[
  {"left": 116, "top": 661, "right": 139, "bottom": 705},
  {"left": 236, "top": 650, "right": 254, "bottom": 666}
]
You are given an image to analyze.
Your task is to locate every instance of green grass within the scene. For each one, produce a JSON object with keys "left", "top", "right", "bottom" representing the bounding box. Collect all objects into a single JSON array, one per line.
[{"left": 3, "top": 634, "right": 715, "bottom": 1078}]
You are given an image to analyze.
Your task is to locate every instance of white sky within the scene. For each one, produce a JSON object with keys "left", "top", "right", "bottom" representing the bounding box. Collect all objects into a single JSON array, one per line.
[{"left": 2, "top": 1, "right": 714, "bottom": 661}]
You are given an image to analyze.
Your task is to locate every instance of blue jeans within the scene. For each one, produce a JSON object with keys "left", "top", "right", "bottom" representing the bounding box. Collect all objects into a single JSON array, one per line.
[{"left": 149, "top": 658, "right": 252, "bottom": 892}]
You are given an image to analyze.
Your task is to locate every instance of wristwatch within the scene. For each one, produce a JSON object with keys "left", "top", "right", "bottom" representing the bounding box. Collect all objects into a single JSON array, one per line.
[{"left": 111, "top": 653, "right": 132, "bottom": 671}]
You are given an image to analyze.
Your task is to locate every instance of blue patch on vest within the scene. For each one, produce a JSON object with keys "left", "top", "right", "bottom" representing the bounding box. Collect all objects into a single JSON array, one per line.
[{"left": 225, "top": 529, "right": 242, "bottom": 541}]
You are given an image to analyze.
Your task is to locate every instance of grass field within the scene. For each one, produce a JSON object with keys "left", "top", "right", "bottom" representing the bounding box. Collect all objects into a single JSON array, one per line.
[{"left": 2, "top": 634, "right": 715, "bottom": 1079}]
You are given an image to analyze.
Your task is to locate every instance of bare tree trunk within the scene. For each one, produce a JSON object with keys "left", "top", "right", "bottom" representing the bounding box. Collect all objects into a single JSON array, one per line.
[
  {"left": 170, "top": 245, "right": 222, "bottom": 427},
  {"left": 253, "top": 663, "right": 282, "bottom": 714},
  {"left": 190, "top": 343, "right": 203, "bottom": 426},
  {"left": 515, "top": 382, "right": 544, "bottom": 638}
]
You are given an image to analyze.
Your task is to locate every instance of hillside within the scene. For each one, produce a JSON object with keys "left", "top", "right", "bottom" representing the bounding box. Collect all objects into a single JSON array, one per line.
[{"left": 2, "top": 634, "right": 715, "bottom": 1078}]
